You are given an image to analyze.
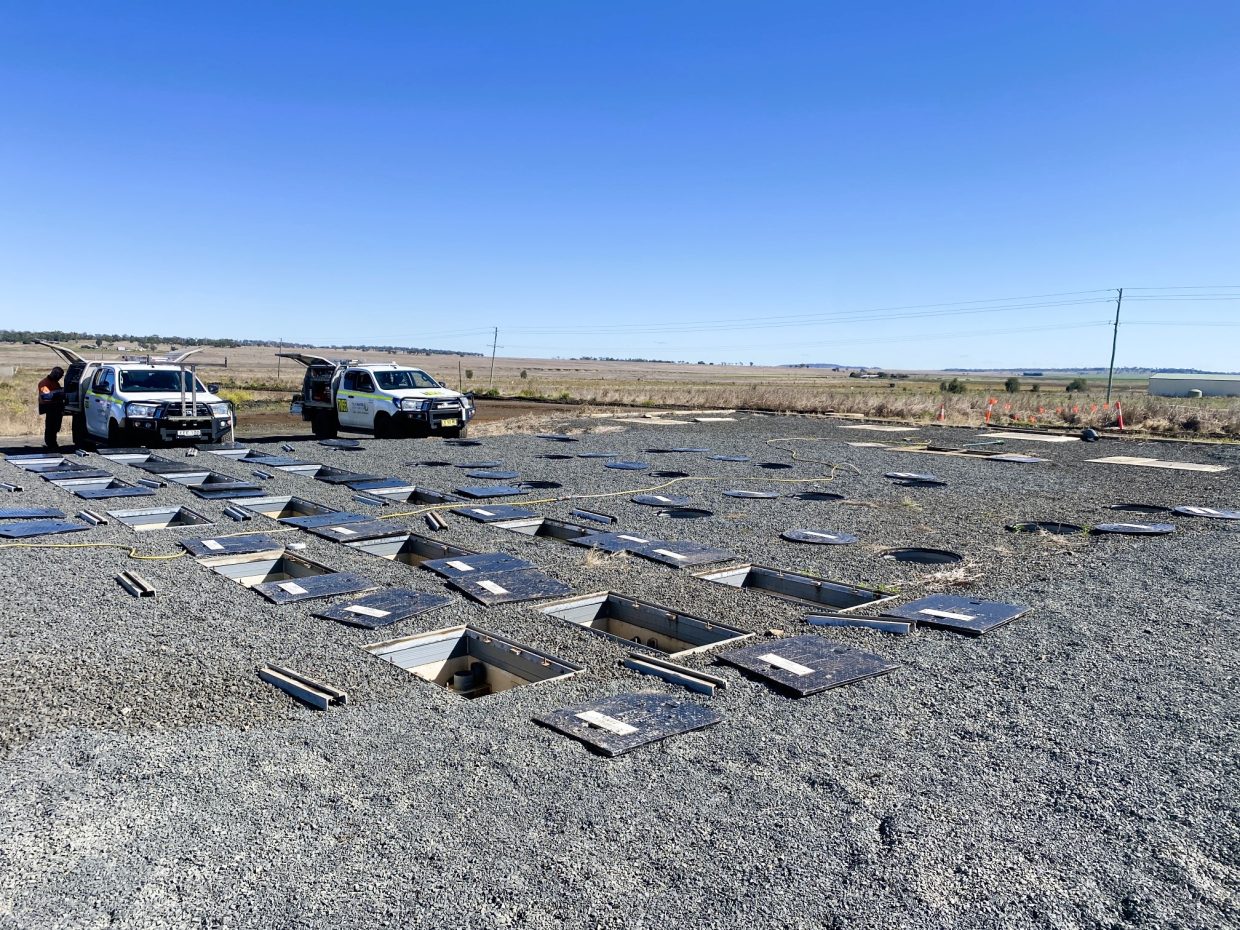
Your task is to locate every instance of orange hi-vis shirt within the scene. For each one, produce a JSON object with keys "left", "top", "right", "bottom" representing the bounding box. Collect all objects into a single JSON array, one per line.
[{"left": 37, "top": 377, "right": 62, "bottom": 411}]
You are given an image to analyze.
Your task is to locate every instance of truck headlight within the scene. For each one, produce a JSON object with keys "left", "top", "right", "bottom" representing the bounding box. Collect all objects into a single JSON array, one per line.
[
  {"left": 126, "top": 402, "right": 159, "bottom": 418},
  {"left": 209, "top": 403, "right": 231, "bottom": 417},
  {"left": 400, "top": 398, "right": 429, "bottom": 412}
]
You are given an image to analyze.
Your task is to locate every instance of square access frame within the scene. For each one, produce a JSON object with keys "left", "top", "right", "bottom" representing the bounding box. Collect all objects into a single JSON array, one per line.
[
  {"left": 233, "top": 495, "right": 339, "bottom": 520},
  {"left": 108, "top": 505, "right": 214, "bottom": 532},
  {"left": 692, "top": 563, "right": 895, "bottom": 613},
  {"left": 347, "top": 531, "right": 476, "bottom": 566},
  {"left": 361, "top": 625, "right": 582, "bottom": 699},
  {"left": 541, "top": 591, "right": 753, "bottom": 657}
]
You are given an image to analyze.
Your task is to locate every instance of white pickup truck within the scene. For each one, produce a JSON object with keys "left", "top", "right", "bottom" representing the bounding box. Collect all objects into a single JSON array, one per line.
[
  {"left": 279, "top": 354, "right": 475, "bottom": 439},
  {"left": 39, "top": 341, "right": 235, "bottom": 446}
]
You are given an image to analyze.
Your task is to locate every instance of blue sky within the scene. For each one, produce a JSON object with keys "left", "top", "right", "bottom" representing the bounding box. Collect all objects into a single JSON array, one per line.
[{"left": 2, "top": 2, "right": 1238, "bottom": 369}]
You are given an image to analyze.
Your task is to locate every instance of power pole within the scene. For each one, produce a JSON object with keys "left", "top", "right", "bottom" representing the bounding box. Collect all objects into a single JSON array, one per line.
[
  {"left": 276, "top": 337, "right": 283, "bottom": 380},
  {"left": 1105, "top": 289, "right": 1123, "bottom": 404},
  {"left": 488, "top": 327, "right": 498, "bottom": 388}
]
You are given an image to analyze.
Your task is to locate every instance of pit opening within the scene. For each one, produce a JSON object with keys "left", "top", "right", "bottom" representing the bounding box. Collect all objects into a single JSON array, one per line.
[
  {"left": 369, "top": 486, "right": 463, "bottom": 505},
  {"left": 236, "top": 495, "right": 337, "bottom": 520},
  {"left": 362, "top": 625, "right": 581, "bottom": 699},
  {"left": 57, "top": 477, "right": 156, "bottom": 499},
  {"left": 348, "top": 532, "right": 475, "bottom": 566},
  {"left": 657, "top": 507, "right": 713, "bottom": 519},
  {"left": 109, "top": 505, "right": 213, "bottom": 532},
  {"left": 542, "top": 592, "right": 752, "bottom": 656},
  {"left": 693, "top": 563, "right": 893, "bottom": 612},
  {"left": 495, "top": 516, "right": 597, "bottom": 542},
  {"left": 881, "top": 547, "right": 963, "bottom": 564},
  {"left": 208, "top": 551, "right": 335, "bottom": 588}
]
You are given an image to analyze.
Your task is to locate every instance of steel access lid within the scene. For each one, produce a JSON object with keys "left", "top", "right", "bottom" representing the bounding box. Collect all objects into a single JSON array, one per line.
[
  {"left": 717, "top": 635, "right": 899, "bottom": 697},
  {"left": 534, "top": 692, "right": 723, "bottom": 757}
]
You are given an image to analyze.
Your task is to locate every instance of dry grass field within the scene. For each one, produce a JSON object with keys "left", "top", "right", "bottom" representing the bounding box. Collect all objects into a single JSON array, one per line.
[{"left": 2, "top": 340, "right": 1237, "bottom": 440}]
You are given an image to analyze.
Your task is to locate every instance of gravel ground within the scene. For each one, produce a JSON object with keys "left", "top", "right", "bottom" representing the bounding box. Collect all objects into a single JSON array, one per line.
[{"left": 0, "top": 416, "right": 1237, "bottom": 930}]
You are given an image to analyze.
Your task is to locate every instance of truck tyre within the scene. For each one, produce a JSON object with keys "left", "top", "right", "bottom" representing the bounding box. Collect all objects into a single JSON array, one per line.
[
  {"left": 442, "top": 425, "right": 468, "bottom": 440},
  {"left": 107, "top": 419, "right": 129, "bottom": 447},
  {"left": 71, "top": 412, "right": 91, "bottom": 448},
  {"left": 311, "top": 410, "right": 338, "bottom": 438},
  {"left": 373, "top": 412, "right": 392, "bottom": 439},
  {"left": 217, "top": 425, "right": 234, "bottom": 444}
]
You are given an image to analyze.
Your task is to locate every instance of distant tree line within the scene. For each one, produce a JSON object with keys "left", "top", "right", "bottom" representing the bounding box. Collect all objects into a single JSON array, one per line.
[{"left": 0, "top": 330, "right": 479, "bottom": 357}]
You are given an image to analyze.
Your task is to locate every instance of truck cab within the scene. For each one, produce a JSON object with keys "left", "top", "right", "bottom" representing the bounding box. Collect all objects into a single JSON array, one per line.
[
  {"left": 280, "top": 354, "right": 475, "bottom": 439},
  {"left": 39, "top": 342, "right": 235, "bottom": 446}
]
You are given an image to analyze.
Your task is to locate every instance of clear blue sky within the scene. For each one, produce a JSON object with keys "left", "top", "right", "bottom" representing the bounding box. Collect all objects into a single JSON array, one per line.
[{"left": 2, "top": 2, "right": 1238, "bottom": 369}]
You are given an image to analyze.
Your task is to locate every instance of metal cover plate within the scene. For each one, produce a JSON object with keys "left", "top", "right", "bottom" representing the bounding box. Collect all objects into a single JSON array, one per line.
[
  {"left": 710, "top": 455, "right": 750, "bottom": 462},
  {"left": 347, "top": 477, "right": 408, "bottom": 491},
  {"left": 0, "top": 508, "right": 65, "bottom": 520},
  {"left": 75, "top": 485, "right": 158, "bottom": 500},
  {"left": 538, "top": 454, "right": 574, "bottom": 460},
  {"left": 242, "top": 455, "right": 314, "bottom": 467},
  {"left": 990, "top": 454, "right": 1050, "bottom": 463},
  {"left": 422, "top": 552, "right": 535, "bottom": 578},
  {"left": 534, "top": 692, "right": 723, "bottom": 757},
  {"left": 410, "top": 460, "right": 452, "bottom": 467},
  {"left": 650, "top": 470, "right": 690, "bottom": 478},
  {"left": 181, "top": 533, "right": 284, "bottom": 557},
  {"left": 577, "top": 452, "right": 619, "bottom": 459},
  {"left": 1173, "top": 506, "right": 1240, "bottom": 520},
  {"left": 519, "top": 480, "right": 561, "bottom": 489},
  {"left": 723, "top": 490, "right": 779, "bottom": 499},
  {"left": 456, "top": 461, "right": 503, "bottom": 468},
  {"left": 252, "top": 571, "right": 375, "bottom": 604},
  {"left": 319, "top": 439, "right": 362, "bottom": 449},
  {"left": 568, "top": 531, "right": 660, "bottom": 553},
  {"left": 454, "top": 485, "right": 530, "bottom": 499},
  {"left": 635, "top": 540, "right": 738, "bottom": 567},
  {"left": 315, "top": 470, "right": 381, "bottom": 485},
  {"left": 0, "top": 520, "right": 90, "bottom": 539},
  {"left": 448, "top": 568, "right": 572, "bottom": 605},
  {"left": 136, "top": 460, "right": 205, "bottom": 474},
  {"left": 465, "top": 470, "right": 520, "bottom": 480},
  {"left": 536, "top": 434, "right": 578, "bottom": 442},
  {"left": 43, "top": 468, "right": 113, "bottom": 481},
  {"left": 632, "top": 494, "right": 694, "bottom": 507},
  {"left": 605, "top": 461, "right": 650, "bottom": 470},
  {"left": 452, "top": 505, "right": 538, "bottom": 523},
  {"left": 313, "top": 588, "right": 452, "bottom": 628},
  {"left": 782, "top": 529, "right": 858, "bottom": 545},
  {"left": 279, "top": 511, "right": 370, "bottom": 529},
  {"left": 1109, "top": 503, "right": 1171, "bottom": 514},
  {"left": 670, "top": 448, "right": 710, "bottom": 453},
  {"left": 797, "top": 491, "right": 845, "bottom": 502},
  {"left": 193, "top": 486, "right": 265, "bottom": 499},
  {"left": 305, "top": 520, "right": 408, "bottom": 542},
  {"left": 1091, "top": 522, "right": 1176, "bottom": 536},
  {"left": 718, "top": 635, "right": 899, "bottom": 697},
  {"left": 884, "top": 594, "right": 1030, "bottom": 636}
]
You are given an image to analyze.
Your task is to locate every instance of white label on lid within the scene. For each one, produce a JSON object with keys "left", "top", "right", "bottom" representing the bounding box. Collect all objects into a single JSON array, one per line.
[
  {"left": 330, "top": 526, "right": 356, "bottom": 535},
  {"left": 575, "top": 710, "right": 639, "bottom": 736},
  {"left": 278, "top": 581, "right": 308, "bottom": 595},
  {"left": 759, "top": 653, "right": 814, "bottom": 676},
  {"left": 472, "top": 508, "right": 495, "bottom": 517},
  {"left": 445, "top": 560, "right": 474, "bottom": 572},
  {"left": 345, "top": 604, "right": 390, "bottom": 618},
  {"left": 652, "top": 548, "right": 686, "bottom": 560},
  {"left": 617, "top": 535, "right": 649, "bottom": 543},
  {"left": 653, "top": 496, "right": 671, "bottom": 502},
  {"left": 202, "top": 539, "right": 223, "bottom": 551},
  {"left": 919, "top": 608, "right": 975, "bottom": 621},
  {"left": 477, "top": 580, "right": 508, "bottom": 595},
  {"left": 802, "top": 532, "right": 840, "bottom": 540}
]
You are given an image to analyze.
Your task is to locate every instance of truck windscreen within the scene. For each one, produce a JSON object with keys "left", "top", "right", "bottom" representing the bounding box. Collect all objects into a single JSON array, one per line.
[
  {"left": 374, "top": 370, "right": 439, "bottom": 390},
  {"left": 120, "top": 370, "right": 209, "bottom": 393}
]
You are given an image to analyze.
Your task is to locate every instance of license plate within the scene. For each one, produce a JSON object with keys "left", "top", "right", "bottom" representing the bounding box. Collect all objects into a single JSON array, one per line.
[
  {"left": 176, "top": 430, "right": 201, "bottom": 437},
  {"left": 440, "top": 419, "right": 459, "bottom": 427}
]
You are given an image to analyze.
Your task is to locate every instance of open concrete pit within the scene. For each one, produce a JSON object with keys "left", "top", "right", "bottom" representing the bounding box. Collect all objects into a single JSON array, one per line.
[{"left": 0, "top": 416, "right": 1238, "bottom": 929}]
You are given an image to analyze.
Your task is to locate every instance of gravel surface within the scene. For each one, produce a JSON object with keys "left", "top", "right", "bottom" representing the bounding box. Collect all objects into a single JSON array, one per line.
[{"left": 1, "top": 416, "right": 1237, "bottom": 929}]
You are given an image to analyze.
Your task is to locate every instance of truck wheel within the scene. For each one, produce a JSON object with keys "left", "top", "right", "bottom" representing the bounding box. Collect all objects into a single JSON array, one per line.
[
  {"left": 441, "top": 426, "right": 468, "bottom": 439},
  {"left": 107, "top": 419, "right": 129, "bottom": 447},
  {"left": 311, "top": 410, "right": 338, "bottom": 438},
  {"left": 217, "top": 425, "right": 234, "bottom": 444},
  {"left": 373, "top": 412, "right": 392, "bottom": 439},
  {"left": 71, "top": 412, "right": 91, "bottom": 448}
]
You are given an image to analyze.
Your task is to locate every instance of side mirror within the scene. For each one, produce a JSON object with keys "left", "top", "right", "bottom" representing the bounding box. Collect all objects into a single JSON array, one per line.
[{"left": 207, "top": 383, "right": 220, "bottom": 393}]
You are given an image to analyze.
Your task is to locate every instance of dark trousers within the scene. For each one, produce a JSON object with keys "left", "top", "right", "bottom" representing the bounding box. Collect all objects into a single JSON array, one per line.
[{"left": 41, "top": 407, "right": 63, "bottom": 449}]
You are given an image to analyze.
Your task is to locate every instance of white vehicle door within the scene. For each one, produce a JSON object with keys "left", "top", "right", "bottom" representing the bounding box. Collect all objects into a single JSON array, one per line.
[
  {"left": 85, "top": 367, "right": 115, "bottom": 437},
  {"left": 337, "top": 370, "right": 376, "bottom": 429}
]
